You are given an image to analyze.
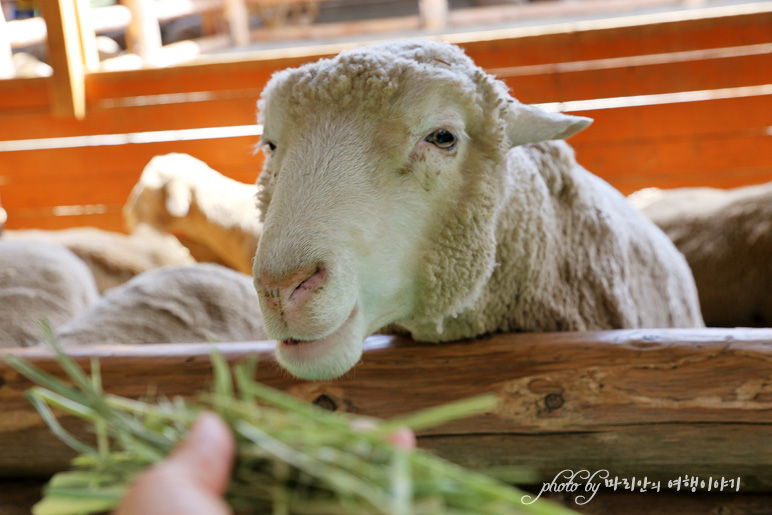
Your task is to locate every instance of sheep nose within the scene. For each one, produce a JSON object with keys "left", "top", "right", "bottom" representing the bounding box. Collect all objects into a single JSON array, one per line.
[{"left": 256, "top": 265, "right": 327, "bottom": 316}]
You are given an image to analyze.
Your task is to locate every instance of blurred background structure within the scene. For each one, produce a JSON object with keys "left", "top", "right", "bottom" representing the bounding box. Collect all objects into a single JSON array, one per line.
[{"left": 0, "top": 0, "right": 770, "bottom": 231}]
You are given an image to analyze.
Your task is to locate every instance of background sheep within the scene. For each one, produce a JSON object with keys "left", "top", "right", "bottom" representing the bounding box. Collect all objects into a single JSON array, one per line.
[
  {"left": 629, "top": 182, "right": 772, "bottom": 328},
  {"left": 4, "top": 224, "right": 194, "bottom": 293},
  {"left": 0, "top": 240, "right": 99, "bottom": 348},
  {"left": 252, "top": 40, "right": 704, "bottom": 380},
  {"left": 56, "top": 263, "right": 267, "bottom": 345},
  {"left": 124, "top": 153, "right": 262, "bottom": 274}
]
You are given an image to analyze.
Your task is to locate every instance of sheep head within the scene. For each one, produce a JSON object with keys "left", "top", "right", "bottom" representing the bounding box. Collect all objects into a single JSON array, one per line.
[{"left": 253, "top": 40, "right": 591, "bottom": 380}]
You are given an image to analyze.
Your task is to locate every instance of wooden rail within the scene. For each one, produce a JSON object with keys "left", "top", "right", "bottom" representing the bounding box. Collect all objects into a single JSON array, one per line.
[{"left": 2, "top": 328, "right": 772, "bottom": 503}]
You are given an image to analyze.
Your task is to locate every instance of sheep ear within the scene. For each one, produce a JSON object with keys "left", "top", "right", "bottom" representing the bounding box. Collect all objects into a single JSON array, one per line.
[{"left": 505, "top": 102, "right": 592, "bottom": 147}]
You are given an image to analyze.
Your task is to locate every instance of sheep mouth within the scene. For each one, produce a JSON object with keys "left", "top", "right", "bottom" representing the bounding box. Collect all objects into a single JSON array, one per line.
[
  {"left": 274, "top": 305, "right": 364, "bottom": 380},
  {"left": 281, "top": 337, "right": 309, "bottom": 346},
  {"left": 278, "top": 306, "right": 358, "bottom": 351}
]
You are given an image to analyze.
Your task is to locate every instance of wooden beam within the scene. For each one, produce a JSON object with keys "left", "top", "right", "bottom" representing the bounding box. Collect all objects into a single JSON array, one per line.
[
  {"left": 0, "top": 480, "right": 46, "bottom": 515},
  {"left": 155, "top": 0, "right": 221, "bottom": 22},
  {"left": 4, "top": 478, "right": 772, "bottom": 515},
  {"left": 6, "top": 16, "right": 48, "bottom": 48},
  {"left": 2, "top": 329, "right": 772, "bottom": 488},
  {"left": 39, "top": 0, "right": 87, "bottom": 119},
  {"left": 451, "top": 3, "right": 772, "bottom": 69},
  {"left": 152, "top": 34, "right": 232, "bottom": 67},
  {"left": 122, "top": 0, "right": 162, "bottom": 65},
  {"left": 222, "top": 0, "right": 250, "bottom": 47},
  {"left": 3, "top": 51, "right": 769, "bottom": 141},
  {"left": 249, "top": 15, "right": 422, "bottom": 42},
  {"left": 447, "top": 0, "right": 684, "bottom": 28},
  {"left": 419, "top": 0, "right": 448, "bottom": 31},
  {"left": 0, "top": 208, "right": 126, "bottom": 232},
  {"left": 74, "top": 0, "right": 99, "bottom": 72},
  {"left": 72, "top": 5, "right": 772, "bottom": 102},
  {"left": 7, "top": 0, "right": 222, "bottom": 49},
  {"left": 4, "top": 479, "right": 772, "bottom": 515},
  {"left": 0, "top": 77, "right": 51, "bottom": 111},
  {"left": 497, "top": 44, "right": 772, "bottom": 104},
  {"left": 0, "top": 136, "right": 262, "bottom": 209}
]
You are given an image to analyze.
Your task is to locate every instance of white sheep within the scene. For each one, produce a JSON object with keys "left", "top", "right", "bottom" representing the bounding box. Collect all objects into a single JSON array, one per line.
[
  {"left": 0, "top": 240, "right": 99, "bottom": 348},
  {"left": 56, "top": 263, "right": 267, "bottom": 345},
  {"left": 252, "top": 40, "right": 704, "bottom": 380},
  {"left": 124, "top": 153, "right": 262, "bottom": 274},
  {"left": 629, "top": 182, "right": 772, "bottom": 328},
  {"left": 5, "top": 224, "right": 194, "bottom": 293}
]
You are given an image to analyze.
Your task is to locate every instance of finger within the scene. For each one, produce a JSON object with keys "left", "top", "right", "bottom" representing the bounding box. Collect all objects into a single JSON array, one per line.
[
  {"left": 351, "top": 418, "right": 416, "bottom": 450},
  {"left": 167, "top": 411, "right": 236, "bottom": 495},
  {"left": 387, "top": 427, "right": 416, "bottom": 450},
  {"left": 115, "top": 463, "right": 233, "bottom": 515},
  {"left": 115, "top": 412, "right": 235, "bottom": 515}
]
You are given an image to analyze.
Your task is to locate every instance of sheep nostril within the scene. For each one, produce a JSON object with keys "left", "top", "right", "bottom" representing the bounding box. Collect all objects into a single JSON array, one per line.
[{"left": 290, "top": 265, "right": 326, "bottom": 302}]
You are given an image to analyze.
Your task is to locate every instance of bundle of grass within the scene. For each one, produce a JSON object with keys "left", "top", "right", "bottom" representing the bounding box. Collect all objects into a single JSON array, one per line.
[{"left": 5, "top": 332, "right": 578, "bottom": 515}]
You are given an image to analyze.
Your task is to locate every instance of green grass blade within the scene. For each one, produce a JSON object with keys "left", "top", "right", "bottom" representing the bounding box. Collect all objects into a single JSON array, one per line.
[
  {"left": 210, "top": 348, "right": 234, "bottom": 399},
  {"left": 389, "top": 448, "right": 412, "bottom": 515},
  {"left": 379, "top": 394, "right": 498, "bottom": 434},
  {"left": 233, "top": 354, "right": 259, "bottom": 405},
  {"left": 26, "top": 391, "right": 94, "bottom": 455},
  {"left": 33, "top": 496, "right": 119, "bottom": 515},
  {"left": 90, "top": 358, "right": 109, "bottom": 457},
  {"left": 234, "top": 420, "right": 391, "bottom": 514},
  {"left": 3, "top": 354, "right": 91, "bottom": 407}
]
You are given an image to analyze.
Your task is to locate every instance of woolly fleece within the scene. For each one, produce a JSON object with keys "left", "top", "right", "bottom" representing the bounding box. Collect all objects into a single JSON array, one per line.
[
  {"left": 125, "top": 153, "right": 262, "bottom": 274},
  {"left": 630, "top": 182, "right": 772, "bottom": 327},
  {"left": 0, "top": 240, "right": 98, "bottom": 347},
  {"left": 57, "top": 263, "right": 267, "bottom": 345},
  {"left": 5, "top": 225, "right": 194, "bottom": 293}
]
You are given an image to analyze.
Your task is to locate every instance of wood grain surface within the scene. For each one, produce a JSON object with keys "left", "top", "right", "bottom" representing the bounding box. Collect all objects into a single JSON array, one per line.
[{"left": 2, "top": 328, "right": 772, "bottom": 493}]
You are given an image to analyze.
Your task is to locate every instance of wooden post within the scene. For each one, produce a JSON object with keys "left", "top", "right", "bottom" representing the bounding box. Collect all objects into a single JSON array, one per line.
[
  {"left": 0, "top": 3, "right": 14, "bottom": 79},
  {"left": 73, "top": 0, "right": 99, "bottom": 72},
  {"left": 418, "top": 0, "right": 448, "bottom": 31},
  {"left": 122, "top": 0, "right": 162, "bottom": 65},
  {"left": 38, "top": 0, "right": 86, "bottom": 119},
  {"left": 222, "top": 0, "right": 250, "bottom": 47}
]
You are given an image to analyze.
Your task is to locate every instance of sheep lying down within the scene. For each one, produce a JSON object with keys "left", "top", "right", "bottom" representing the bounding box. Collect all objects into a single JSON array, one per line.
[
  {"left": 629, "top": 182, "right": 772, "bottom": 328},
  {"left": 4, "top": 224, "right": 194, "bottom": 293},
  {"left": 0, "top": 240, "right": 98, "bottom": 348},
  {"left": 57, "top": 264, "right": 268, "bottom": 345},
  {"left": 252, "top": 40, "right": 704, "bottom": 380},
  {"left": 124, "top": 153, "right": 262, "bottom": 275},
  {"left": 0, "top": 237, "right": 266, "bottom": 346}
]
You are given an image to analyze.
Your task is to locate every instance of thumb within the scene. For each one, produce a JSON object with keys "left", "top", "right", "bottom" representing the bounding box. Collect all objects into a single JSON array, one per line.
[
  {"left": 115, "top": 412, "right": 235, "bottom": 515},
  {"left": 168, "top": 411, "right": 235, "bottom": 495}
]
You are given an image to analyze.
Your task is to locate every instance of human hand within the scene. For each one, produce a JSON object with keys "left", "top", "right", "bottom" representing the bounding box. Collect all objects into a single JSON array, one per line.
[
  {"left": 115, "top": 412, "right": 235, "bottom": 515},
  {"left": 114, "top": 411, "right": 416, "bottom": 515}
]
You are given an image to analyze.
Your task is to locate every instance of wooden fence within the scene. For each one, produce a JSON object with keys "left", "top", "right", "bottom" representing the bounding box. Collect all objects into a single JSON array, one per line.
[{"left": 1, "top": 2, "right": 771, "bottom": 232}]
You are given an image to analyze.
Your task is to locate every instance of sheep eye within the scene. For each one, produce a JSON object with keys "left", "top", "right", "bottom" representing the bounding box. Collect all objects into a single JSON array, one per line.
[
  {"left": 426, "top": 129, "right": 456, "bottom": 149},
  {"left": 265, "top": 141, "right": 276, "bottom": 152}
]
